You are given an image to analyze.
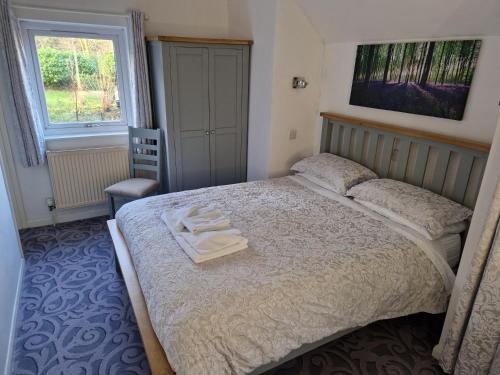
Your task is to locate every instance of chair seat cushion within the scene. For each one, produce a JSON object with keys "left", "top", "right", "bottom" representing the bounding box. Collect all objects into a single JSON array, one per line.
[{"left": 105, "top": 178, "right": 160, "bottom": 198}]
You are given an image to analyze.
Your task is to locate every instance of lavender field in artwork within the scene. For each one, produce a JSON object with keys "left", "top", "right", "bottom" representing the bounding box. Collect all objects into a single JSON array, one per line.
[{"left": 349, "top": 40, "right": 481, "bottom": 120}]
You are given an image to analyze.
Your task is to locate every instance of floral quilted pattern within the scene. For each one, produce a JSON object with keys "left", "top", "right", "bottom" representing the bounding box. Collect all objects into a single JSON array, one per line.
[
  {"left": 437, "top": 182, "right": 500, "bottom": 374},
  {"left": 116, "top": 177, "right": 450, "bottom": 375},
  {"left": 290, "top": 153, "right": 377, "bottom": 194},
  {"left": 347, "top": 179, "right": 472, "bottom": 238}
]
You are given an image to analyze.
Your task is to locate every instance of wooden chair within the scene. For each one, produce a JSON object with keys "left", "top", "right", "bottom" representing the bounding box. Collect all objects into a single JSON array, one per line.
[{"left": 105, "top": 126, "right": 162, "bottom": 219}]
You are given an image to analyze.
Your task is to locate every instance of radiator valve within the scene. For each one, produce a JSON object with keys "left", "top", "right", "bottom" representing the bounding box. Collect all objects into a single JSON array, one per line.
[{"left": 47, "top": 197, "right": 56, "bottom": 211}]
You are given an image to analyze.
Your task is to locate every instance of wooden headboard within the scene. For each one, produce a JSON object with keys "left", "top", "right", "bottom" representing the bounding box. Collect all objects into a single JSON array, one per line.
[{"left": 320, "top": 112, "right": 490, "bottom": 208}]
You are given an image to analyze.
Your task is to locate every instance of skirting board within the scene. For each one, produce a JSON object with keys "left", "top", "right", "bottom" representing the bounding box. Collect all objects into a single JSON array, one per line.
[
  {"left": 4, "top": 259, "right": 24, "bottom": 375},
  {"left": 23, "top": 196, "right": 133, "bottom": 228},
  {"left": 24, "top": 204, "right": 109, "bottom": 228}
]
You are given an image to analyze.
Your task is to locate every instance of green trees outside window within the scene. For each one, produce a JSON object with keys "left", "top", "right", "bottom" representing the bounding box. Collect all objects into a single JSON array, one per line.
[{"left": 34, "top": 36, "right": 121, "bottom": 124}]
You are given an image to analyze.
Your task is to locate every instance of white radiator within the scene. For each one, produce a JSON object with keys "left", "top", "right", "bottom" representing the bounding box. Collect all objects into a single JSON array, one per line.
[{"left": 47, "top": 147, "right": 129, "bottom": 209}]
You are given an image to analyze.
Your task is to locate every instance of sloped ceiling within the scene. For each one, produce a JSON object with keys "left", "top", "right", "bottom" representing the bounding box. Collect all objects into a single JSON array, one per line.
[{"left": 295, "top": 0, "right": 500, "bottom": 43}]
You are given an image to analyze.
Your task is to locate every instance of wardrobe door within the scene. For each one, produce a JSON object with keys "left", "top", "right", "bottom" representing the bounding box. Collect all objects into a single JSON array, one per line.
[
  {"left": 209, "top": 48, "right": 245, "bottom": 186},
  {"left": 170, "top": 46, "right": 211, "bottom": 190}
]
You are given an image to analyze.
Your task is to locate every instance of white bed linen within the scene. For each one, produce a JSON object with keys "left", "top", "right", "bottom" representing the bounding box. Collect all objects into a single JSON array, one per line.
[
  {"left": 432, "top": 233, "right": 461, "bottom": 268},
  {"left": 290, "top": 175, "right": 460, "bottom": 281},
  {"left": 116, "top": 176, "right": 455, "bottom": 375},
  {"left": 353, "top": 198, "right": 467, "bottom": 240}
]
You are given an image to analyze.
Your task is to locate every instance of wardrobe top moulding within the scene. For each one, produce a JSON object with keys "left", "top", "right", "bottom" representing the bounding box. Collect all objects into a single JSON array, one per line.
[{"left": 146, "top": 35, "right": 253, "bottom": 45}]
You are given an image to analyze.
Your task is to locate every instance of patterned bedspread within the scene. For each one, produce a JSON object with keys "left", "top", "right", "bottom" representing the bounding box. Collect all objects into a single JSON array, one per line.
[{"left": 116, "top": 177, "right": 452, "bottom": 375}]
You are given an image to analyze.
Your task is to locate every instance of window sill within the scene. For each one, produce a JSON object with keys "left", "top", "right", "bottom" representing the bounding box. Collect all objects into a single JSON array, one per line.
[
  {"left": 45, "top": 130, "right": 128, "bottom": 141},
  {"left": 45, "top": 131, "right": 129, "bottom": 151}
]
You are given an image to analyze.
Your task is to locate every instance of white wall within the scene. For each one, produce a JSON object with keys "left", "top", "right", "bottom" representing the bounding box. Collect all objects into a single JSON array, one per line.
[
  {"left": 296, "top": 0, "right": 500, "bottom": 44},
  {"left": 13, "top": 0, "right": 229, "bottom": 37},
  {"left": 267, "top": 0, "right": 323, "bottom": 177},
  {"left": 228, "top": 0, "right": 277, "bottom": 181},
  {"left": 316, "top": 37, "right": 500, "bottom": 150},
  {"left": 228, "top": 0, "right": 324, "bottom": 179},
  {"left": 0, "top": 96, "right": 24, "bottom": 375}
]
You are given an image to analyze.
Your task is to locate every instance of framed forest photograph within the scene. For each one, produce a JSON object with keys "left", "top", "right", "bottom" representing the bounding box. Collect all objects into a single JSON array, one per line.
[{"left": 349, "top": 39, "right": 481, "bottom": 120}]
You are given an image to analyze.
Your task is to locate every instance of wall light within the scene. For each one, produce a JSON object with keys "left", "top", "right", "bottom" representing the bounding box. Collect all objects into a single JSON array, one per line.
[{"left": 292, "top": 77, "right": 308, "bottom": 89}]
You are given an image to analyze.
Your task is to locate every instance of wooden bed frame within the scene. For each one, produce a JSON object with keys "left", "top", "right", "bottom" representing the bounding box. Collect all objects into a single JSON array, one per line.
[
  {"left": 107, "top": 220, "right": 174, "bottom": 375},
  {"left": 320, "top": 112, "right": 489, "bottom": 208},
  {"left": 107, "top": 113, "right": 491, "bottom": 375}
]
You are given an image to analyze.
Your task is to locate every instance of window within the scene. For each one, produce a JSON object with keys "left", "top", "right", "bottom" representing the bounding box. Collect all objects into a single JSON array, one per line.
[
  {"left": 34, "top": 36, "right": 121, "bottom": 124},
  {"left": 19, "top": 16, "right": 132, "bottom": 137}
]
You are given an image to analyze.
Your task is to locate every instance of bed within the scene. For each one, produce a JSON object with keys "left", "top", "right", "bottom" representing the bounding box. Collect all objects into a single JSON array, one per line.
[{"left": 108, "top": 113, "right": 490, "bottom": 375}]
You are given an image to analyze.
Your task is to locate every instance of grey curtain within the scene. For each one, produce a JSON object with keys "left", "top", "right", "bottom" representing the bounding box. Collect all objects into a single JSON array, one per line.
[
  {"left": 129, "top": 9, "right": 153, "bottom": 129},
  {"left": 0, "top": 0, "right": 45, "bottom": 167},
  {"left": 437, "top": 181, "right": 500, "bottom": 374}
]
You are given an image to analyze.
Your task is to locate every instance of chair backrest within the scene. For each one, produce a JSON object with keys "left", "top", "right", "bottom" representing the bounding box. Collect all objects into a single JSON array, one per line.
[{"left": 128, "top": 126, "right": 162, "bottom": 181}]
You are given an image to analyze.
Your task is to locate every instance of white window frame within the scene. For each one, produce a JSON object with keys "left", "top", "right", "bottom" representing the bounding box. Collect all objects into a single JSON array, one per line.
[{"left": 16, "top": 7, "right": 133, "bottom": 138}]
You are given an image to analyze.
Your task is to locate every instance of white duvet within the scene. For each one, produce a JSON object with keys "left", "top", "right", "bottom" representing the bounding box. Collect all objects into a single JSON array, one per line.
[{"left": 115, "top": 176, "right": 454, "bottom": 375}]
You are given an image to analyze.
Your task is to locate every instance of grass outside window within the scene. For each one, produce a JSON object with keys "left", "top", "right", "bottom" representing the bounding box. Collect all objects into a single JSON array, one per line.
[{"left": 34, "top": 35, "right": 122, "bottom": 125}]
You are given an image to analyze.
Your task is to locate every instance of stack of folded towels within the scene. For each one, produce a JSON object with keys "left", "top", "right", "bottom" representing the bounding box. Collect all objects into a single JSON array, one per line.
[{"left": 161, "top": 206, "right": 248, "bottom": 263}]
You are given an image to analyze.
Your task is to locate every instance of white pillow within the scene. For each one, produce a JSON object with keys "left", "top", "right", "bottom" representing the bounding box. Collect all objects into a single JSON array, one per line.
[
  {"left": 354, "top": 199, "right": 467, "bottom": 240},
  {"left": 347, "top": 179, "right": 472, "bottom": 240},
  {"left": 290, "top": 153, "right": 378, "bottom": 195}
]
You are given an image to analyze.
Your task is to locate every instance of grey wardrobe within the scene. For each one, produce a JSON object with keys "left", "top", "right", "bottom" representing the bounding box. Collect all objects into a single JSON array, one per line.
[{"left": 147, "top": 38, "right": 250, "bottom": 192}]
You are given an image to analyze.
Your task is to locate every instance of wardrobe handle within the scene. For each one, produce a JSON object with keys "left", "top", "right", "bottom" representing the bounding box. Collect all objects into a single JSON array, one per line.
[
  {"left": 210, "top": 130, "right": 215, "bottom": 135},
  {"left": 205, "top": 130, "right": 210, "bottom": 135}
]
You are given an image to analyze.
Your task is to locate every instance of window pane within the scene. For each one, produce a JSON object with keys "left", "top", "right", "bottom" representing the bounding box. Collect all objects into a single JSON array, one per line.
[{"left": 34, "top": 36, "right": 122, "bottom": 124}]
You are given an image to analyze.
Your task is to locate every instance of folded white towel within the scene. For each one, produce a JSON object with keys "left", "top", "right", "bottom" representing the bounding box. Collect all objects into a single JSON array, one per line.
[
  {"left": 179, "top": 229, "right": 246, "bottom": 253},
  {"left": 175, "top": 234, "right": 248, "bottom": 263},
  {"left": 161, "top": 208, "right": 192, "bottom": 234},
  {"left": 161, "top": 206, "right": 248, "bottom": 263},
  {"left": 166, "top": 205, "right": 199, "bottom": 232},
  {"left": 161, "top": 206, "right": 231, "bottom": 233},
  {"left": 181, "top": 207, "right": 231, "bottom": 233}
]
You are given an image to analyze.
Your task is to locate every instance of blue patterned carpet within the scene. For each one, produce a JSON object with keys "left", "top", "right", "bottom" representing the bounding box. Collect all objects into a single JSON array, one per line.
[
  {"left": 13, "top": 217, "right": 445, "bottom": 375},
  {"left": 14, "top": 217, "right": 149, "bottom": 375}
]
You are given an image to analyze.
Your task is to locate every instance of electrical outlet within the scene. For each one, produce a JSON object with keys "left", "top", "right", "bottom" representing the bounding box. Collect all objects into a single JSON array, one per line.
[
  {"left": 47, "top": 197, "right": 56, "bottom": 211},
  {"left": 289, "top": 129, "right": 297, "bottom": 140}
]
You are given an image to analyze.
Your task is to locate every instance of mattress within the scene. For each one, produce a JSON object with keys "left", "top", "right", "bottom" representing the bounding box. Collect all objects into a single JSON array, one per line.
[{"left": 116, "top": 176, "right": 455, "bottom": 375}]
